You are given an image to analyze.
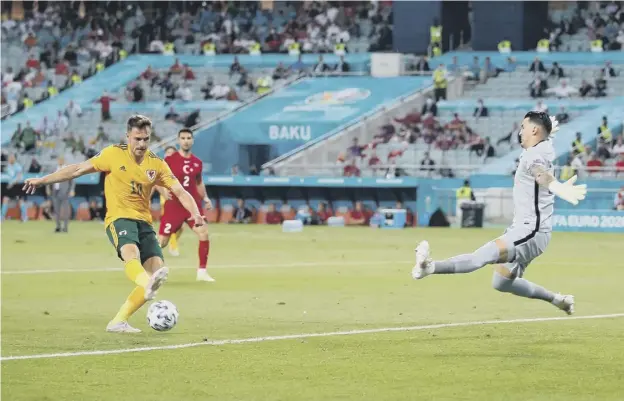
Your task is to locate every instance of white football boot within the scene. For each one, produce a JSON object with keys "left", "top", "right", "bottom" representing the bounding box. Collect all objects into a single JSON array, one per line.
[
  {"left": 106, "top": 321, "right": 141, "bottom": 333},
  {"left": 168, "top": 247, "right": 180, "bottom": 257},
  {"left": 144, "top": 266, "right": 169, "bottom": 300},
  {"left": 552, "top": 294, "right": 575, "bottom": 315},
  {"left": 196, "top": 269, "right": 216, "bottom": 282},
  {"left": 412, "top": 240, "right": 435, "bottom": 280}
]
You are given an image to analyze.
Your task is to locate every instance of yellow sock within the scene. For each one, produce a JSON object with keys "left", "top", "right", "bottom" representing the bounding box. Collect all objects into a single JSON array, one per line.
[
  {"left": 125, "top": 259, "right": 149, "bottom": 288},
  {"left": 168, "top": 232, "right": 179, "bottom": 252},
  {"left": 111, "top": 286, "right": 146, "bottom": 323}
]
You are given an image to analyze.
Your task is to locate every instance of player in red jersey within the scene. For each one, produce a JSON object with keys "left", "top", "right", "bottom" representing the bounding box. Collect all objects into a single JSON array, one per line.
[{"left": 157, "top": 128, "right": 215, "bottom": 282}]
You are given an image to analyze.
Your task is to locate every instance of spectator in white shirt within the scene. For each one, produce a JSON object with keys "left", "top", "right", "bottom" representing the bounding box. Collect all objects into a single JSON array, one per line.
[
  {"left": 150, "top": 40, "right": 165, "bottom": 53},
  {"left": 65, "top": 100, "right": 82, "bottom": 118},
  {"left": 2, "top": 67, "right": 15, "bottom": 85},
  {"left": 54, "top": 110, "right": 69, "bottom": 135},
  {"left": 612, "top": 136, "right": 624, "bottom": 156},
  {"left": 177, "top": 85, "right": 193, "bottom": 101},
  {"left": 571, "top": 151, "right": 586, "bottom": 178},
  {"left": 545, "top": 79, "right": 578, "bottom": 98}
]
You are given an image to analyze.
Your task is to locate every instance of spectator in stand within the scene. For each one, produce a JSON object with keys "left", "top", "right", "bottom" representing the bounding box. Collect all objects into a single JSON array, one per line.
[
  {"left": 316, "top": 203, "right": 332, "bottom": 224},
  {"left": 348, "top": 201, "right": 368, "bottom": 226},
  {"left": 467, "top": 56, "right": 481, "bottom": 81},
  {"left": 420, "top": 97, "right": 437, "bottom": 117},
  {"left": 545, "top": 79, "right": 578, "bottom": 98},
  {"left": 273, "top": 62, "right": 289, "bottom": 80},
  {"left": 549, "top": 62, "right": 565, "bottom": 79},
  {"left": 484, "top": 137, "right": 496, "bottom": 162},
  {"left": 265, "top": 204, "right": 283, "bottom": 225},
  {"left": 597, "top": 116, "right": 613, "bottom": 145},
  {"left": 65, "top": 100, "right": 82, "bottom": 119},
  {"left": 595, "top": 71, "right": 608, "bottom": 97},
  {"left": 169, "top": 59, "right": 183, "bottom": 75},
  {"left": 579, "top": 79, "right": 594, "bottom": 97},
  {"left": 347, "top": 138, "right": 364, "bottom": 159},
  {"left": 231, "top": 164, "right": 241, "bottom": 176},
  {"left": 183, "top": 64, "right": 196, "bottom": 80},
  {"left": 368, "top": 150, "right": 381, "bottom": 175},
  {"left": 555, "top": 107, "right": 570, "bottom": 124},
  {"left": 533, "top": 100, "right": 549, "bottom": 113},
  {"left": 229, "top": 57, "right": 243, "bottom": 77},
  {"left": 612, "top": 136, "right": 624, "bottom": 156},
  {"left": 165, "top": 107, "right": 179, "bottom": 121},
  {"left": 529, "top": 57, "right": 546, "bottom": 73},
  {"left": 96, "top": 91, "right": 115, "bottom": 121},
  {"left": 232, "top": 199, "right": 252, "bottom": 224},
  {"left": 343, "top": 159, "right": 361, "bottom": 177},
  {"left": 473, "top": 99, "right": 489, "bottom": 118},
  {"left": 529, "top": 76, "right": 547, "bottom": 98},
  {"left": 586, "top": 152, "right": 604, "bottom": 174},
  {"left": 614, "top": 187, "right": 624, "bottom": 210},
  {"left": 19, "top": 122, "right": 39, "bottom": 152},
  {"left": 559, "top": 156, "right": 576, "bottom": 181},
  {"left": 601, "top": 61, "right": 617, "bottom": 78},
  {"left": 420, "top": 151, "right": 436, "bottom": 175},
  {"left": 615, "top": 155, "right": 624, "bottom": 177}
]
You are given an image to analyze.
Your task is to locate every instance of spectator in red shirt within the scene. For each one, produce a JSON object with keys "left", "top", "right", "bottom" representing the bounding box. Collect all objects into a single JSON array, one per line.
[
  {"left": 265, "top": 204, "right": 283, "bottom": 225},
  {"left": 26, "top": 55, "right": 40, "bottom": 70},
  {"left": 141, "top": 65, "right": 156, "bottom": 80},
  {"left": 348, "top": 201, "right": 368, "bottom": 226},
  {"left": 343, "top": 159, "right": 361, "bottom": 177},
  {"left": 316, "top": 203, "right": 332, "bottom": 223},
  {"left": 615, "top": 154, "right": 624, "bottom": 176},
  {"left": 586, "top": 152, "right": 604, "bottom": 174},
  {"left": 55, "top": 61, "right": 69, "bottom": 76},
  {"left": 170, "top": 58, "right": 183, "bottom": 74},
  {"left": 96, "top": 91, "right": 116, "bottom": 121},
  {"left": 183, "top": 64, "right": 196, "bottom": 80}
]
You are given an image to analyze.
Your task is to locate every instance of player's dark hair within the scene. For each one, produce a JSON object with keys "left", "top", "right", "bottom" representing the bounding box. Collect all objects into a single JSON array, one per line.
[
  {"left": 524, "top": 111, "right": 552, "bottom": 134},
  {"left": 178, "top": 128, "right": 193, "bottom": 137},
  {"left": 126, "top": 115, "right": 153, "bottom": 132}
]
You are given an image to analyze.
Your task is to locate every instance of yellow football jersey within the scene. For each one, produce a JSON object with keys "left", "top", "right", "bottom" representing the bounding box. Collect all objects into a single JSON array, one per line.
[{"left": 89, "top": 144, "right": 178, "bottom": 227}]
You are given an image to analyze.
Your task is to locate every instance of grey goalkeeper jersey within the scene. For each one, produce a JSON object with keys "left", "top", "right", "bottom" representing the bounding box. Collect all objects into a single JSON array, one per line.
[{"left": 512, "top": 140, "right": 556, "bottom": 233}]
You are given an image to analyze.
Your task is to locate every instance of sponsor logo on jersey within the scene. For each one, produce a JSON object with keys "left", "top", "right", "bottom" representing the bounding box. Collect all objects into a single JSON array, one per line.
[
  {"left": 146, "top": 170, "right": 156, "bottom": 181},
  {"left": 119, "top": 166, "right": 126, "bottom": 171}
]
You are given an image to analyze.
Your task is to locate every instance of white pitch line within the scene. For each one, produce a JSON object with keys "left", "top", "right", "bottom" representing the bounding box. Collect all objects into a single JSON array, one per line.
[
  {"left": 0, "top": 260, "right": 408, "bottom": 275},
  {"left": 1, "top": 259, "right": 582, "bottom": 275},
  {"left": 2, "top": 313, "right": 623, "bottom": 362}
]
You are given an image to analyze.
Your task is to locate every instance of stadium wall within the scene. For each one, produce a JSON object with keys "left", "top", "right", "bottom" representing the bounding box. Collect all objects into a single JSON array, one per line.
[{"left": 2, "top": 174, "right": 621, "bottom": 233}]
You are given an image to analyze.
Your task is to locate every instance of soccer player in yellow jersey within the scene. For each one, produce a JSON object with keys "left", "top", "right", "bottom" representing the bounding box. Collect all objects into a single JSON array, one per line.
[
  {"left": 160, "top": 146, "right": 182, "bottom": 256},
  {"left": 23, "top": 115, "right": 204, "bottom": 333}
]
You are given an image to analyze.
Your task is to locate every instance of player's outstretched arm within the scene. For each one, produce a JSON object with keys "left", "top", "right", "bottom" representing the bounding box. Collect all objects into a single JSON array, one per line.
[
  {"left": 530, "top": 165, "right": 587, "bottom": 205},
  {"left": 169, "top": 182, "right": 204, "bottom": 226},
  {"left": 23, "top": 160, "right": 97, "bottom": 195}
]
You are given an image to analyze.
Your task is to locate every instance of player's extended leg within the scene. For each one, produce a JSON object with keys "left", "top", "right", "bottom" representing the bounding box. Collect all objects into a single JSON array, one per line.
[
  {"left": 192, "top": 223, "right": 214, "bottom": 282},
  {"left": 491, "top": 265, "right": 574, "bottom": 314},
  {"left": 107, "top": 243, "right": 149, "bottom": 333},
  {"left": 412, "top": 239, "right": 514, "bottom": 279}
]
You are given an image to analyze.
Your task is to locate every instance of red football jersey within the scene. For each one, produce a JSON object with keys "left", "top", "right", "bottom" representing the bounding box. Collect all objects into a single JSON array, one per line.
[{"left": 164, "top": 152, "right": 203, "bottom": 209}]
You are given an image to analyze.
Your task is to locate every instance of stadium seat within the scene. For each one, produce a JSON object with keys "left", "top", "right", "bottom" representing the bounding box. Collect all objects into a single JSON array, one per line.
[{"left": 6, "top": 206, "right": 21, "bottom": 220}]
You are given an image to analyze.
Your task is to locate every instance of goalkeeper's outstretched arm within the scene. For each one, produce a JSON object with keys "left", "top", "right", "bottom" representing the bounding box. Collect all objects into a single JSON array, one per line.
[{"left": 530, "top": 165, "right": 587, "bottom": 205}]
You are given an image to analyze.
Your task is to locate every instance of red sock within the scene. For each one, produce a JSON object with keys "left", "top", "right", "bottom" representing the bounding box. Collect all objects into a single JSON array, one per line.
[{"left": 198, "top": 240, "right": 210, "bottom": 270}]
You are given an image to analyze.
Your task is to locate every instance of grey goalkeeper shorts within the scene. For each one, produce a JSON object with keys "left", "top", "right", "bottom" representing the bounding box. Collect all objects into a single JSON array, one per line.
[{"left": 497, "top": 225, "right": 551, "bottom": 278}]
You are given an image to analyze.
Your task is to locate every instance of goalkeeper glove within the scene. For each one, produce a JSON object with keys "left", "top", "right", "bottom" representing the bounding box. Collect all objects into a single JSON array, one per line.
[{"left": 548, "top": 175, "right": 587, "bottom": 205}]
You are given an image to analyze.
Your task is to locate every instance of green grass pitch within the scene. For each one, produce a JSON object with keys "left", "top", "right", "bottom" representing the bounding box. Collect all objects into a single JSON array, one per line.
[{"left": 2, "top": 221, "right": 623, "bottom": 401}]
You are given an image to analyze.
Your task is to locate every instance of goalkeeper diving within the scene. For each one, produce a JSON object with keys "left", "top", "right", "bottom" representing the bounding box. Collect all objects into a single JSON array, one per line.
[{"left": 412, "top": 112, "right": 587, "bottom": 314}]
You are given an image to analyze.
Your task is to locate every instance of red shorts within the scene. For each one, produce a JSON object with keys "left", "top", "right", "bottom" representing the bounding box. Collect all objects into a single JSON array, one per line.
[{"left": 159, "top": 205, "right": 204, "bottom": 236}]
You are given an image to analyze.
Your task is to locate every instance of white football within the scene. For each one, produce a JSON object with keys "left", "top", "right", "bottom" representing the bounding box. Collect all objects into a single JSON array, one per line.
[{"left": 147, "top": 300, "right": 179, "bottom": 332}]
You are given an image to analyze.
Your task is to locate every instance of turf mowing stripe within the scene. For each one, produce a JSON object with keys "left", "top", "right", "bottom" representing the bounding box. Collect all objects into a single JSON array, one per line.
[
  {"left": 0, "top": 260, "right": 407, "bottom": 275},
  {"left": 3, "top": 313, "right": 623, "bottom": 362}
]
